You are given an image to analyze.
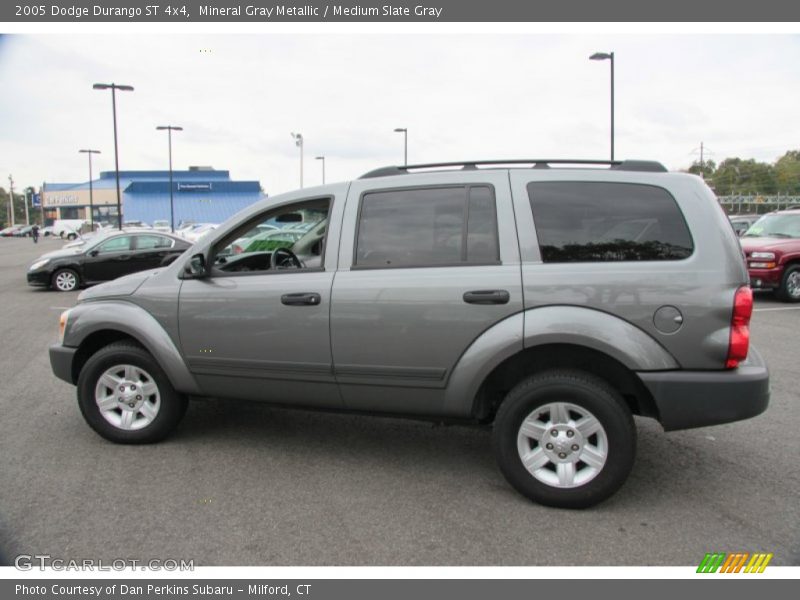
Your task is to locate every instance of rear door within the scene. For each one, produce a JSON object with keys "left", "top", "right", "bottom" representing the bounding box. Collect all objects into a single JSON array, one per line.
[
  {"left": 131, "top": 234, "right": 178, "bottom": 270},
  {"left": 331, "top": 171, "right": 523, "bottom": 416},
  {"left": 82, "top": 235, "right": 134, "bottom": 282}
]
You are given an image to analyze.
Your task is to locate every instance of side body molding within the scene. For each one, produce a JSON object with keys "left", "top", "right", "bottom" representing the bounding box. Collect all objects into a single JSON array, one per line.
[
  {"left": 63, "top": 301, "right": 201, "bottom": 395},
  {"left": 442, "top": 306, "right": 678, "bottom": 418}
]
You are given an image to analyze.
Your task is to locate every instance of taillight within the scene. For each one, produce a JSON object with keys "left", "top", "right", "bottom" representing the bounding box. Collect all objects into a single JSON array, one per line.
[{"left": 726, "top": 286, "right": 753, "bottom": 369}]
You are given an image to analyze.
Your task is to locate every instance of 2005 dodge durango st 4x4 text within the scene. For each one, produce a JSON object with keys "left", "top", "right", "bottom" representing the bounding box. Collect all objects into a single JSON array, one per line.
[{"left": 49, "top": 159, "right": 770, "bottom": 508}]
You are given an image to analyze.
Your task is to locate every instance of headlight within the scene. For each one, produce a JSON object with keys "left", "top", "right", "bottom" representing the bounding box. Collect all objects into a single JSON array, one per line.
[
  {"left": 750, "top": 252, "right": 775, "bottom": 260},
  {"left": 58, "top": 309, "right": 71, "bottom": 344},
  {"left": 29, "top": 258, "right": 49, "bottom": 271}
]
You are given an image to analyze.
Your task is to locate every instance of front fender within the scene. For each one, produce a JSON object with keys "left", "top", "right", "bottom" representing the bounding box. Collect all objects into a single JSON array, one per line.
[{"left": 63, "top": 301, "right": 201, "bottom": 395}]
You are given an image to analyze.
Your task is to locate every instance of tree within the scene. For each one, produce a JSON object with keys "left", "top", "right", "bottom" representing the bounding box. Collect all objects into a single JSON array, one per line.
[{"left": 774, "top": 150, "right": 800, "bottom": 195}]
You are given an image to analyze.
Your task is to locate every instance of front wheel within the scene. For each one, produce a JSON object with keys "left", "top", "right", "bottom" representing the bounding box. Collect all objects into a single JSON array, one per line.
[
  {"left": 77, "top": 342, "right": 188, "bottom": 443},
  {"left": 51, "top": 268, "right": 80, "bottom": 292},
  {"left": 776, "top": 265, "right": 800, "bottom": 302},
  {"left": 493, "top": 370, "right": 636, "bottom": 509}
]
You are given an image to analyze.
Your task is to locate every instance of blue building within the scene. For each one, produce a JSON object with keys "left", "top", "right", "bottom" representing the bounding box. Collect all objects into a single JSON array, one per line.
[{"left": 43, "top": 167, "right": 264, "bottom": 227}]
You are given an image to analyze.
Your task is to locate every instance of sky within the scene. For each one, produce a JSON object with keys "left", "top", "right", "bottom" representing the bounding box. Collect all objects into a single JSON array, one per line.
[{"left": 1, "top": 32, "right": 799, "bottom": 195}]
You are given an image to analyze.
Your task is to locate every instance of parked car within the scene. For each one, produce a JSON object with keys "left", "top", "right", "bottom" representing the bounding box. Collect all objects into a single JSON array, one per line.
[
  {"left": 180, "top": 223, "right": 218, "bottom": 243},
  {"left": 48, "top": 159, "right": 768, "bottom": 508},
  {"left": 740, "top": 208, "right": 800, "bottom": 301},
  {"left": 728, "top": 214, "right": 760, "bottom": 237},
  {"left": 12, "top": 225, "right": 37, "bottom": 237},
  {"left": 0, "top": 226, "right": 22, "bottom": 237},
  {"left": 28, "top": 230, "right": 191, "bottom": 292},
  {"left": 41, "top": 226, "right": 55, "bottom": 237},
  {"left": 152, "top": 220, "right": 172, "bottom": 233}
]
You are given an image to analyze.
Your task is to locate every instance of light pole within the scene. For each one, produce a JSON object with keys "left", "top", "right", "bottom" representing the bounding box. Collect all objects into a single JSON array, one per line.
[
  {"left": 93, "top": 82, "right": 134, "bottom": 229},
  {"left": 7, "top": 175, "right": 15, "bottom": 227},
  {"left": 393, "top": 128, "right": 408, "bottom": 166},
  {"left": 291, "top": 132, "right": 304, "bottom": 188},
  {"left": 79, "top": 149, "right": 101, "bottom": 228},
  {"left": 589, "top": 52, "right": 615, "bottom": 160},
  {"left": 315, "top": 156, "right": 326, "bottom": 184},
  {"left": 156, "top": 125, "right": 183, "bottom": 232}
]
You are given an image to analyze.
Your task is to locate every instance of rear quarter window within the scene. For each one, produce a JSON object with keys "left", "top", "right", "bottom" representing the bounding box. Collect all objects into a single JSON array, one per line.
[{"left": 527, "top": 181, "right": 694, "bottom": 263}]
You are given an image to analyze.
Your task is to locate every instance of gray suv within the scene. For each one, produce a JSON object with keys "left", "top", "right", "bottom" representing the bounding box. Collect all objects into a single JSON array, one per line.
[{"left": 49, "top": 159, "right": 770, "bottom": 508}]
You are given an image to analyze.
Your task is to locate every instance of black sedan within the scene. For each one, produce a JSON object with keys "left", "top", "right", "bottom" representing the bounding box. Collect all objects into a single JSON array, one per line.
[{"left": 27, "top": 231, "right": 191, "bottom": 292}]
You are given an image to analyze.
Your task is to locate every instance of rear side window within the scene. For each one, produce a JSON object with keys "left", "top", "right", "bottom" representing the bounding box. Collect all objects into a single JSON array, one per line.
[
  {"left": 527, "top": 182, "right": 693, "bottom": 262},
  {"left": 355, "top": 186, "right": 500, "bottom": 268},
  {"left": 135, "top": 235, "right": 174, "bottom": 250}
]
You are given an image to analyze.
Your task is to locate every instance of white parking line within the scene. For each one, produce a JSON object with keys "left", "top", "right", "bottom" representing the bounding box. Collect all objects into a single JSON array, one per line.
[{"left": 754, "top": 306, "right": 800, "bottom": 312}]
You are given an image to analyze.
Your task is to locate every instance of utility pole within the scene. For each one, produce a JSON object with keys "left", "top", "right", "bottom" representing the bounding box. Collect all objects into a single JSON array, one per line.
[
  {"left": 7, "top": 175, "right": 15, "bottom": 227},
  {"left": 700, "top": 141, "right": 705, "bottom": 178}
]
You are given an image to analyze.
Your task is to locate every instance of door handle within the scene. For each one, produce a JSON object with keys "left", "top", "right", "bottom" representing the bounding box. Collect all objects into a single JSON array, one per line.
[
  {"left": 463, "top": 289, "right": 510, "bottom": 305},
  {"left": 281, "top": 292, "right": 322, "bottom": 306},
  {"left": 116, "top": 254, "right": 131, "bottom": 261}
]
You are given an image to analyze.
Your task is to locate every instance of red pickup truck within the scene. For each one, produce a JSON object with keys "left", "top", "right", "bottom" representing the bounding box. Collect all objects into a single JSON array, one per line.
[{"left": 740, "top": 208, "right": 800, "bottom": 302}]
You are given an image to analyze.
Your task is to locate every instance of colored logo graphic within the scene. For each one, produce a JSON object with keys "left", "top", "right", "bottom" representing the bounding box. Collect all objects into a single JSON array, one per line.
[{"left": 697, "top": 552, "right": 773, "bottom": 573}]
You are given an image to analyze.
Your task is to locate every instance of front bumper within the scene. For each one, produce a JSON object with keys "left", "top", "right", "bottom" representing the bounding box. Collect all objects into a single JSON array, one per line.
[
  {"left": 748, "top": 266, "right": 783, "bottom": 290},
  {"left": 27, "top": 270, "right": 51, "bottom": 287},
  {"left": 50, "top": 344, "right": 77, "bottom": 384},
  {"left": 638, "top": 347, "right": 770, "bottom": 431}
]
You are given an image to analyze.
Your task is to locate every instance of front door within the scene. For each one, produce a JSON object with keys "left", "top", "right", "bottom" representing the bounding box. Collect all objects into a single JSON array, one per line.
[
  {"left": 177, "top": 196, "right": 342, "bottom": 408},
  {"left": 83, "top": 234, "right": 134, "bottom": 282}
]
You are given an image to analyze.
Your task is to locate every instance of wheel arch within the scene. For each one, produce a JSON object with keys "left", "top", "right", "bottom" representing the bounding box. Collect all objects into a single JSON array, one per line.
[
  {"left": 65, "top": 302, "right": 201, "bottom": 395},
  {"left": 443, "top": 306, "right": 673, "bottom": 422},
  {"left": 470, "top": 343, "right": 660, "bottom": 424}
]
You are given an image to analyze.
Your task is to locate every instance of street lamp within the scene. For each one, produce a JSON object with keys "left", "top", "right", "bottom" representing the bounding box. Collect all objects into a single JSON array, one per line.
[
  {"left": 156, "top": 125, "right": 183, "bottom": 232},
  {"left": 79, "top": 149, "right": 101, "bottom": 228},
  {"left": 291, "top": 132, "right": 304, "bottom": 188},
  {"left": 589, "top": 52, "right": 615, "bottom": 161},
  {"left": 315, "top": 156, "right": 326, "bottom": 184},
  {"left": 393, "top": 128, "right": 408, "bottom": 166},
  {"left": 93, "top": 82, "right": 134, "bottom": 229}
]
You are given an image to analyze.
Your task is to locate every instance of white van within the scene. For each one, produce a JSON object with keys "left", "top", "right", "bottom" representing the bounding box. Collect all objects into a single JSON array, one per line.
[{"left": 52, "top": 219, "right": 89, "bottom": 240}]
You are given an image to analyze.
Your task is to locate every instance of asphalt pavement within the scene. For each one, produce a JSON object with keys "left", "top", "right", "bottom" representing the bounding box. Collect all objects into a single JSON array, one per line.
[{"left": 0, "top": 236, "right": 797, "bottom": 566}]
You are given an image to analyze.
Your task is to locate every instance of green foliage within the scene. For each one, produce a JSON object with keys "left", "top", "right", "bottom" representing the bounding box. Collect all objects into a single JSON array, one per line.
[
  {"left": 692, "top": 151, "right": 800, "bottom": 196},
  {"left": 0, "top": 187, "right": 39, "bottom": 229}
]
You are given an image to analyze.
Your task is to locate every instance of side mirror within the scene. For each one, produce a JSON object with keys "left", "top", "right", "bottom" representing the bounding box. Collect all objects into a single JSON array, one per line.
[
  {"left": 184, "top": 253, "right": 207, "bottom": 279},
  {"left": 89, "top": 249, "right": 99, "bottom": 257}
]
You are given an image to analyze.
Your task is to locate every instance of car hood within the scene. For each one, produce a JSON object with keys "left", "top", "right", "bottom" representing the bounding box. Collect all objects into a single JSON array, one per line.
[
  {"left": 740, "top": 237, "right": 800, "bottom": 253},
  {"left": 78, "top": 270, "right": 155, "bottom": 301},
  {"left": 38, "top": 247, "right": 86, "bottom": 260}
]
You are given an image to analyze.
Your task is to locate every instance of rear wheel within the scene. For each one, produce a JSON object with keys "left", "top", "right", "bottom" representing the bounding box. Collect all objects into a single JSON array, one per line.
[
  {"left": 77, "top": 342, "right": 188, "bottom": 444},
  {"left": 493, "top": 370, "right": 636, "bottom": 508},
  {"left": 776, "top": 265, "right": 800, "bottom": 302}
]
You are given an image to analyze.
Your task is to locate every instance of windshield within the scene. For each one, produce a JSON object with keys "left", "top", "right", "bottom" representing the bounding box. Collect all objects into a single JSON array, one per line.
[{"left": 743, "top": 214, "right": 800, "bottom": 239}]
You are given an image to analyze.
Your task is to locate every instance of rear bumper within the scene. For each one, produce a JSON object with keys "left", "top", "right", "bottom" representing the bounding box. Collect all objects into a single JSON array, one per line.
[
  {"left": 50, "top": 344, "right": 77, "bottom": 384},
  {"left": 638, "top": 347, "right": 770, "bottom": 431}
]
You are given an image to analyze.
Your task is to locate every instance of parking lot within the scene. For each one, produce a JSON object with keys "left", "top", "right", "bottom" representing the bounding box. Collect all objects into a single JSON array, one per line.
[{"left": 0, "top": 236, "right": 797, "bottom": 566}]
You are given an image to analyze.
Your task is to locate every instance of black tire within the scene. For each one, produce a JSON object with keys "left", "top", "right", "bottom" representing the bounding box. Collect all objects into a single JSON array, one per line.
[
  {"left": 775, "top": 264, "right": 800, "bottom": 303},
  {"left": 51, "top": 268, "right": 80, "bottom": 292},
  {"left": 77, "top": 341, "right": 188, "bottom": 444},
  {"left": 66, "top": 232, "right": 77, "bottom": 240},
  {"left": 493, "top": 370, "right": 636, "bottom": 509}
]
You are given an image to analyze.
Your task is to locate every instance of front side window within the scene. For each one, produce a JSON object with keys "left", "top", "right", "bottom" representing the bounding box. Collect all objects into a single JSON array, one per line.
[
  {"left": 527, "top": 182, "right": 693, "bottom": 263},
  {"left": 355, "top": 185, "right": 500, "bottom": 268},
  {"left": 211, "top": 198, "right": 331, "bottom": 274}
]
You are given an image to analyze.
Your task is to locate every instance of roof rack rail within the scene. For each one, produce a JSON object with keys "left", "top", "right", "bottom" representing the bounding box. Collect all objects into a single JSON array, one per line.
[{"left": 359, "top": 159, "right": 668, "bottom": 179}]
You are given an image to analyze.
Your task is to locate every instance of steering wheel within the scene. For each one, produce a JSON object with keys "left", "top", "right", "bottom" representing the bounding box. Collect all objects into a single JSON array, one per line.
[{"left": 270, "top": 247, "right": 303, "bottom": 270}]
